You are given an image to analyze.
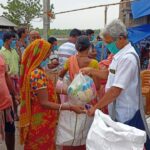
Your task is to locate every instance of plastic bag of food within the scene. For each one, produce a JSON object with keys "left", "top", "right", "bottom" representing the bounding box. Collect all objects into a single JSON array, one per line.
[{"left": 67, "top": 73, "right": 96, "bottom": 105}]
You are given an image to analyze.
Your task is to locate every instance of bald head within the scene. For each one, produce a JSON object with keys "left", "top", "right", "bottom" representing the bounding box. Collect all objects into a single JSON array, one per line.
[{"left": 30, "top": 30, "right": 41, "bottom": 42}]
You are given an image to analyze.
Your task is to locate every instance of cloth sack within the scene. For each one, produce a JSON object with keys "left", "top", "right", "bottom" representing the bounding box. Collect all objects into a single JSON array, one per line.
[{"left": 56, "top": 109, "right": 93, "bottom": 146}]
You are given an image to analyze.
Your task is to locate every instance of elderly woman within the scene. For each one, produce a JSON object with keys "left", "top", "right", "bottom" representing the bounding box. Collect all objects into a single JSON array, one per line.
[{"left": 19, "top": 39, "right": 84, "bottom": 150}]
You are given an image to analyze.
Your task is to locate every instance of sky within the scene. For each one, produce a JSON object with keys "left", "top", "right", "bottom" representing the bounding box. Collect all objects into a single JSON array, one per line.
[{"left": 0, "top": 0, "right": 120, "bottom": 29}]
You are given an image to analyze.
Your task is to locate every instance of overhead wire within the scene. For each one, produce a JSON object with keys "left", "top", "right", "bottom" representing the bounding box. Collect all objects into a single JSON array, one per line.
[{"left": 55, "top": 0, "right": 138, "bottom": 15}]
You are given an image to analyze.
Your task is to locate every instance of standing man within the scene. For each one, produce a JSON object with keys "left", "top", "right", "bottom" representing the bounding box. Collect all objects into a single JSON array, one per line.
[
  {"left": 86, "top": 29, "right": 97, "bottom": 59},
  {"left": 0, "top": 32, "right": 20, "bottom": 118},
  {"left": 29, "top": 30, "right": 41, "bottom": 43},
  {"left": 86, "top": 29, "right": 95, "bottom": 42},
  {"left": 81, "top": 19, "right": 150, "bottom": 149},
  {"left": 57, "top": 29, "right": 81, "bottom": 105},
  {"left": 95, "top": 40, "right": 108, "bottom": 62},
  {"left": 17, "top": 28, "right": 29, "bottom": 59},
  {"left": 58, "top": 29, "right": 81, "bottom": 69}
]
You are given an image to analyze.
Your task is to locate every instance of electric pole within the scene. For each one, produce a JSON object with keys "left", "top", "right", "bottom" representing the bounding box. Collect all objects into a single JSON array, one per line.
[
  {"left": 104, "top": 6, "right": 108, "bottom": 25},
  {"left": 43, "top": 0, "right": 50, "bottom": 40}
]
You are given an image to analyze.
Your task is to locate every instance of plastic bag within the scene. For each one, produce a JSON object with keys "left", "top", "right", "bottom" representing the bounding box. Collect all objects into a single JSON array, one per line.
[
  {"left": 86, "top": 109, "right": 146, "bottom": 150},
  {"left": 67, "top": 73, "right": 96, "bottom": 105}
]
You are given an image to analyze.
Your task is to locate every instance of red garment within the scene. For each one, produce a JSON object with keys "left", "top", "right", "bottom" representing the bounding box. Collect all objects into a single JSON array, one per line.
[
  {"left": 0, "top": 55, "right": 12, "bottom": 110},
  {"left": 24, "top": 69, "right": 58, "bottom": 150},
  {"left": 98, "top": 54, "right": 114, "bottom": 114}
]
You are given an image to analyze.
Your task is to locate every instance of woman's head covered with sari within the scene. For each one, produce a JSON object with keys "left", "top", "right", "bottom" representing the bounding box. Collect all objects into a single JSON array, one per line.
[{"left": 19, "top": 39, "right": 51, "bottom": 144}]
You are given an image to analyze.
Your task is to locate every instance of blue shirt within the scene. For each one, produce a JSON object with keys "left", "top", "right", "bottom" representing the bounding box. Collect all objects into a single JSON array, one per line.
[
  {"left": 0, "top": 39, "right": 3, "bottom": 49},
  {"left": 95, "top": 41, "right": 108, "bottom": 62}
]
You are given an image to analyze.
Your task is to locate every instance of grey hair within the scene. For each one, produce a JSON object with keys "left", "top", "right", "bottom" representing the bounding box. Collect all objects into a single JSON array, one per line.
[{"left": 102, "top": 19, "right": 127, "bottom": 39}]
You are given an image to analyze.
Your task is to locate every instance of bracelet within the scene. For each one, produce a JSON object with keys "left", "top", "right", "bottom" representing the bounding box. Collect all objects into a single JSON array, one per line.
[{"left": 59, "top": 104, "right": 62, "bottom": 112}]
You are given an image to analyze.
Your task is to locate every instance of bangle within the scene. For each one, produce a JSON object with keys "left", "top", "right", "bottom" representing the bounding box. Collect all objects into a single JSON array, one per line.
[{"left": 59, "top": 104, "right": 62, "bottom": 112}]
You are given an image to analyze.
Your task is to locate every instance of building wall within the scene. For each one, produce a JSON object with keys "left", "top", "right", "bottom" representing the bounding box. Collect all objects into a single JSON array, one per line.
[{"left": 119, "top": 0, "right": 150, "bottom": 27}]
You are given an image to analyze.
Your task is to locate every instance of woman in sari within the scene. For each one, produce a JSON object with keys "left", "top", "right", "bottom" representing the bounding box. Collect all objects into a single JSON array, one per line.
[
  {"left": 58, "top": 35, "right": 99, "bottom": 150},
  {"left": 19, "top": 39, "right": 84, "bottom": 150}
]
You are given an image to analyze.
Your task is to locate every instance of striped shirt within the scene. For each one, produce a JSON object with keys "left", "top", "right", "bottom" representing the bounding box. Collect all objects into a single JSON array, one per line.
[{"left": 58, "top": 42, "right": 77, "bottom": 69}]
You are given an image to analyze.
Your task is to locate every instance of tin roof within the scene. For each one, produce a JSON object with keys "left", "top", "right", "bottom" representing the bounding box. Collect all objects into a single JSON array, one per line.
[{"left": 0, "top": 16, "right": 17, "bottom": 27}]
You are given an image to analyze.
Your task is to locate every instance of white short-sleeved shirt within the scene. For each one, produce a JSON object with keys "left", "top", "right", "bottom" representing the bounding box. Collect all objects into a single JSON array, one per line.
[{"left": 106, "top": 43, "right": 139, "bottom": 123}]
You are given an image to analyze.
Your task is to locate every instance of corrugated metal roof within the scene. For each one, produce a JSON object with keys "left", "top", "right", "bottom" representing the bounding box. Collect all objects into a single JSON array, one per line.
[{"left": 0, "top": 16, "right": 17, "bottom": 27}]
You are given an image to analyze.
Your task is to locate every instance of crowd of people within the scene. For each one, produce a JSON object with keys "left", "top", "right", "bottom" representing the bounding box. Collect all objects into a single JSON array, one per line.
[{"left": 0, "top": 19, "right": 150, "bottom": 150}]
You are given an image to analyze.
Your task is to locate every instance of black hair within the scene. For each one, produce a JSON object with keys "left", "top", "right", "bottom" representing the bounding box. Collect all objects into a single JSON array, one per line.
[
  {"left": 70, "top": 29, "right": 82, "bottom": 37},
  {"left": 48, "top": 37, "right": 57, "bottom": 44},
  {"left": 86, "top": 29, "right": 94, "bottom": 36},
  {"left": 11, "top": 32, "right": 17, "bottom": 38},
  {"left": 17, "top": 28, "right": 26, "bottom": 38},
  {"left": 97, "top": 35, "right": 102, "bottom": 41},
  {"left": 75, "top": 35, "right": 91, "bottom": 52},
  {"left": 3, "top": 32, "right": 12, "bottom": 43}
]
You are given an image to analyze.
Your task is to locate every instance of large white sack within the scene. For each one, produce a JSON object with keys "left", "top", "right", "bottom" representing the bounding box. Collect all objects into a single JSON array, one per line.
[{"left": 86, "top": 109, "right": 146, "bottom": 150}]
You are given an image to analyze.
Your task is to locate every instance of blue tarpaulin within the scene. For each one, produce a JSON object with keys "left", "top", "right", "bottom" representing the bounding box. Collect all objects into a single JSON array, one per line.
[
  {"left": 131, "top": 0, "right": 150, "bottom": 19},
  {"left": 128, "top": 24, "right": 150, "bottom": 44}
]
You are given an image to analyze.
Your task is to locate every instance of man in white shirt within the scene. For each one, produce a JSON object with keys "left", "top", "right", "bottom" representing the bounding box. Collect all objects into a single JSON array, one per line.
[
  {"left": 81, "top": 19, "right": 139, "bottom": 122},
  {"left": 81, "top": 19, "right": 150, "bottom": 149}
]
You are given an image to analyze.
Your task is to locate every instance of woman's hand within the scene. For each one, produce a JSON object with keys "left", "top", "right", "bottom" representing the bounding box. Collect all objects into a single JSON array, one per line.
[
  {"left": 70, "top": 105, "right": 86, "bottom": 114},
  {"left": 80, "top": 67, "right": 93, "bottom": 76}
]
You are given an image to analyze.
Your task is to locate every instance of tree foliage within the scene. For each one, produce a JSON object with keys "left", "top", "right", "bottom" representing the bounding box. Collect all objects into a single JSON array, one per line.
[{"left": 0, "top": 0, "right": 42, "bottom": 27}]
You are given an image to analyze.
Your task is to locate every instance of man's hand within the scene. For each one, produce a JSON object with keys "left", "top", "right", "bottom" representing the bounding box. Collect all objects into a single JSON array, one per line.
[{"left": 87, "top": 105, "right": 97, "bottom": 116}]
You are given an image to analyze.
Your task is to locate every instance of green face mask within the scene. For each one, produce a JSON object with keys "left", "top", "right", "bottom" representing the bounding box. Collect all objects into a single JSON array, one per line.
[{"left": 106, "top": 41, "right": 119, "bottom": 54}]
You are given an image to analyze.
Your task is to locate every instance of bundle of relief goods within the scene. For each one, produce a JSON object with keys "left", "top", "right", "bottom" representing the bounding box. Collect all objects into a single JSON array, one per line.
[{"left": 67, "top": 73, "right": 96, "bottom": 105}]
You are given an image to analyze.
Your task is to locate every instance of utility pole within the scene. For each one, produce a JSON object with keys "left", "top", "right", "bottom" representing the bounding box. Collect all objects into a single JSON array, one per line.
[
  {"left": 43, "top": 0, "right": 50, "bottom": 40},
  {"left": 104, "top": 6, "right": 108, "bottom": 25}
]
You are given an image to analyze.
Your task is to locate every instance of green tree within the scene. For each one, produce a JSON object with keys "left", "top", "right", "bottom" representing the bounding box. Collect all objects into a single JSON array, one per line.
[{"left": 0, "top": 0, "right": 42, "bottom": 27}]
